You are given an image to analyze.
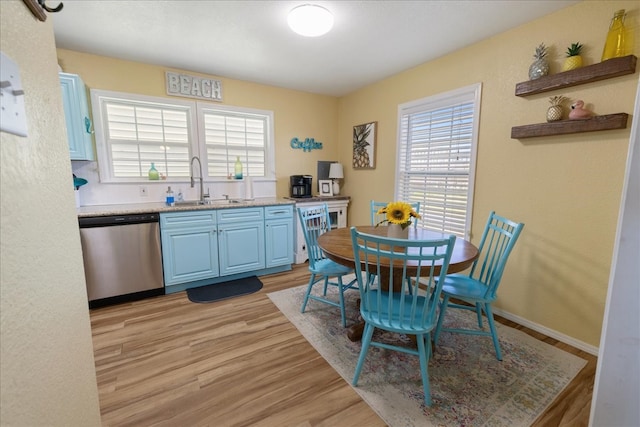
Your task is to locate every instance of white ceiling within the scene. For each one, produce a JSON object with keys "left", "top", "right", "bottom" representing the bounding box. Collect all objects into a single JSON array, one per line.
[{"left": 52, "top": 0, "right": 578, "bottom": 97}]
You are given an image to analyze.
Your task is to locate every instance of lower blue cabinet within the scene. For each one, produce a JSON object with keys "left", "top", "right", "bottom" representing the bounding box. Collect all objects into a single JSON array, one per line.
[
  {"left": 160, "top": 205, "right": 293, "bottom": 293},
  {"left": 217, "top": 208, "right": 265, "bottom": 276},
  {"left": 265, "top": 205, "right": 294, "bottom": 267},
  {"left": 160, "top": 210, "right": 219, "bottom": 286}
]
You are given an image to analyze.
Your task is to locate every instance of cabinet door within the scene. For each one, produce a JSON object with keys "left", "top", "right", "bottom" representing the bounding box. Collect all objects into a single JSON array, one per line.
[
  {"left": 294, "top": 199, "right": 349, "bottom": 264},
  {"left": 266, "top": 217, "right": 294, "bottom": 267},
  {"left": 59, "top": 73, "right": 95, "bottom": 161},
  {"left": 265, "top": 205, "right": 294, "bottom": 267},
  {"left": 160, "top": 210, "right": 218, "bottom": 286},
  {"left": 218, "top": 221, "right": 265, "bottom": 276},
  {"left": 161, "top": 225, "right": 219, "bottom": 285}
]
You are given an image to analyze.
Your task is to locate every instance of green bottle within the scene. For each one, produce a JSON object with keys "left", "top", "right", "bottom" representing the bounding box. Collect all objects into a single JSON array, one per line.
[
  {"left": 234, "top": 156, "right": 243, "bottom": 179},
  {"left": 148, "top": 162, "right": 159, "bottom": 180}
]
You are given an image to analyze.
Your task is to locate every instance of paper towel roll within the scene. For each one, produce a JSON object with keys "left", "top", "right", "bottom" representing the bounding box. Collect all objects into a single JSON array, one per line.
[{"left": 244, "top": 176, "right": 254, "bottom": 200}]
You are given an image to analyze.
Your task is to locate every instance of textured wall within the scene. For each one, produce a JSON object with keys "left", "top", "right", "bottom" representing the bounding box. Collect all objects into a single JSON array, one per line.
[
  {"left": 56, "top": 49, "right": 340, "bottom": 204},
  {"left": 338, "top": 0, "right": 638, "bottom": 349},
  {"left": 0, "top": 1, "right": 101, "bottom": 425}
]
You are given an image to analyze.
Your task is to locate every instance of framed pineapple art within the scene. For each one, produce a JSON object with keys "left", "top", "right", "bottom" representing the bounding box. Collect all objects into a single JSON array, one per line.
[{"left": 353, "top": 121, "right": 376, "bottom": 169}]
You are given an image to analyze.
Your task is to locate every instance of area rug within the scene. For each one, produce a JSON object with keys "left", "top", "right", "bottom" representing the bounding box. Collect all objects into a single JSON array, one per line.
[
  {"left": 187, "top": 276, "right": 263, "bottom": 303},
  {"left": 268, "top": 280, "right": 587, "bottom": 427}
]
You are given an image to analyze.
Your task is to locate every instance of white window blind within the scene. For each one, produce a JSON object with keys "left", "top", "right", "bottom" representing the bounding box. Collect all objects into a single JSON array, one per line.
[
  {"left": 92, "top": 90, "right": 195, "bottom": 182},
  {"left": 198, "top": 105, "right": 270, "bottom": 178},
  {"left": 396, "top": 84, "right": 481, "bottom": 238},
  {"left": 92, "top": 90, "right": 275, "bottom": 183}
]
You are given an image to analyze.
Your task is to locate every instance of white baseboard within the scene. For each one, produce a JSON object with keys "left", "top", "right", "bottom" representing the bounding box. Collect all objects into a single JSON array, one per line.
[{"left": 492, "top": 307, "right": 599, "bottom": 356}]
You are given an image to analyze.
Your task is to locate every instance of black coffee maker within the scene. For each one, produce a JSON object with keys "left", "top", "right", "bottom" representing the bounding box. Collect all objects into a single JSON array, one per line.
[{"left": 290, "top": 175, "right": 312, "bottom": 198}]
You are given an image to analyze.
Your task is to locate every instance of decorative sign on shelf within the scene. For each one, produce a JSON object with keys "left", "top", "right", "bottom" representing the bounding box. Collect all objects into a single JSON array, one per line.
[
  {"left": 165, "top": 71, "right": 222, "bottom": 102},
  {"left": 290, "top": 137, "right": 323, "bottom": 152}
]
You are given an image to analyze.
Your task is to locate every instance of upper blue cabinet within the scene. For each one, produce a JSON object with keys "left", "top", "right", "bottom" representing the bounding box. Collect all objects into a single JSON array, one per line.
[{"left": 59, "top": 72, "right": 95, "bottom": 161}]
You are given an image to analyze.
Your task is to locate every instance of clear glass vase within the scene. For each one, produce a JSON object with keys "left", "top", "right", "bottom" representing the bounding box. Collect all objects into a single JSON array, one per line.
[{"left": 387, "top": 223, "right": 409, "bottom": 239}]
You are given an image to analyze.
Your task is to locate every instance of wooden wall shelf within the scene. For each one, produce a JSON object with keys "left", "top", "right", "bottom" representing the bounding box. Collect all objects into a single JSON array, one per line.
[
  {"left": 515, "top": 55, "right": 637, "bottom": 97},
  {"left": 511, "top": 113, "right": 629, "bottom": 139}
]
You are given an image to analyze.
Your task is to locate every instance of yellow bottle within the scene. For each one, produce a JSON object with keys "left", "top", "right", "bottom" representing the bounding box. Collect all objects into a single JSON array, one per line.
[{"left": 601, "top": 9, "right": 626, "bottom": 61}]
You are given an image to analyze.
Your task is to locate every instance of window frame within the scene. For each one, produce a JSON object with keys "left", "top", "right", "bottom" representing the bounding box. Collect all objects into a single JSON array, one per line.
[
  {"left": 395, "top": 83, "right": 482, "bottom": 239},
  {"left": 90, "top": 89, "right": 275, "bottom": 183},
  {"left": 196, "top": 103, "right": 275, "bottom": 180}
]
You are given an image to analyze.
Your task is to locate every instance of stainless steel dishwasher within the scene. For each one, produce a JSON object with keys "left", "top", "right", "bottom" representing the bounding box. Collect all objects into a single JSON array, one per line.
[{"left": 79, "top": 213, "right": 164, "bottom": 308}]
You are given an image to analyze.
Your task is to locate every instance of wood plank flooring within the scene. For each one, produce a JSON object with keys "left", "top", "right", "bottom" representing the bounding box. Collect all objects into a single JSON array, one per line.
[{"left": 90, "top": 264, "right": 596, "bottom": 426}]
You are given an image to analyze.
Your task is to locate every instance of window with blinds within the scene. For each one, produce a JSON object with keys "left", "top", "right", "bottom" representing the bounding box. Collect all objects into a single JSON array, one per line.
[
  {"left": 103, "top": 100, "right": 192, "bottom": 179},
  {"left": 91, "top": 89, "right": 273, "bottom": 183},
  {"left": 396, "top": 84, "right": 481, "bottom": 238},
  {"left": 198, "top": 105, "right": 271, "bottom": 178}
]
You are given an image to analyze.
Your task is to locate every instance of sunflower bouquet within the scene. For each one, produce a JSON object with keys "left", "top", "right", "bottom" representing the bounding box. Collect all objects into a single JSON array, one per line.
[{"left": 375, "top": 201, "right": 421, "bottom": 230}]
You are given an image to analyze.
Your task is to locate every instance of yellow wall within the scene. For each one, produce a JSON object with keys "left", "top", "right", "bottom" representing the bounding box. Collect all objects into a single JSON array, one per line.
[
  {"left": 338, "top": 1, "right": 638, "bottom": 348},
  {"left": 0, "top": 1, "right": 101, "bottom": 424},
  {"left": 56, "top": 49, "right": 340, "bottom": 198},
  {"left": 56, "top": 2, "right": 637, "bottom": 348}
]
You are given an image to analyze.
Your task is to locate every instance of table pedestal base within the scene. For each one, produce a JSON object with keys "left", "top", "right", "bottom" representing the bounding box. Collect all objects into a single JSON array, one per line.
[{"left": 347, "top": 322, "right": 365, "bottom": 341}]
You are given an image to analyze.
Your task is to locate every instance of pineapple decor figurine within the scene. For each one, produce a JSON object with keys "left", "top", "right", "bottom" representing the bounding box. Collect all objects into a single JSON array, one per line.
[
  {"left": 562, "top": 42, "right": 583, "bottom": 71},
  {"left": 547, "top": 95, "right": 567, "bottom": 122},
  {"left": 528, "top": 43, "right": 550, "bottom": 80}
]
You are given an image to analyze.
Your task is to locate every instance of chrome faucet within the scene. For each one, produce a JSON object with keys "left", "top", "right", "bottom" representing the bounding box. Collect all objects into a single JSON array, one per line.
[{"left": 190, "top": 156, "right": 209, "bottom": 203}]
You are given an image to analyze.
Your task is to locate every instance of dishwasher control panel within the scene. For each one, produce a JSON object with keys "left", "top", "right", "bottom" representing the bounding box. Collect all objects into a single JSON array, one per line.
[{"left": 79, "top": 213, "right": 159, "bottom": 228}]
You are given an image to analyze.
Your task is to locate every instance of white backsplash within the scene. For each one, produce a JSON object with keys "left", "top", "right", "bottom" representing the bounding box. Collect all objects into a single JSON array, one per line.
[{"left": 71, "top": 161, "right": 276, "bottom": 206}]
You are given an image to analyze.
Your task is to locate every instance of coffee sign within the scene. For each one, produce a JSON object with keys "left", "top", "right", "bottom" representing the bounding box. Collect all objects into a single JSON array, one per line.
[{"left": 166, "top": 71, "right": 223, "bottom": 102}]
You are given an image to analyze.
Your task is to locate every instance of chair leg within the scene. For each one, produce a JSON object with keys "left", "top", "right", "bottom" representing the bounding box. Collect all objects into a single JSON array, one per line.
[
  {"left": 484, "top": 303, "right": 502, "bottom": 361},
  {"left": 323, "top": 276, "right": 329, "bottom": 295},
  {"left": 337, "top": 276, "right": 347, "bottom": 327},
  {"left": 300, "top": 274, "right": 317, "bottom": 314},
  {"left": 475, "top": 303, "right": 484, "bottom": 328},
  {"left": 367, "top": 273, "right": 376, "bottom": 287},
  {"left": 352, "top": 323, "right": 375, "bottom": 386},
  {"left": 433, "top": 295, "right": 450, "bottom": 344},
  {"left": 416, "top": 333, "right": 432, "bottom": 406}
]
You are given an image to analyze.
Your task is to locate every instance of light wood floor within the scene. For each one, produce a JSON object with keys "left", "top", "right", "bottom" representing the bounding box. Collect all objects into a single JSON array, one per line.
[{"left": 90, "top": 264, "right": 596, "bottom": 426}]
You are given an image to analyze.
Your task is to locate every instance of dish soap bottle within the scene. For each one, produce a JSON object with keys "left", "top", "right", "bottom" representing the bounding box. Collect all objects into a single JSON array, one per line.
[
  {"left": 148, "top": 163, "right": 160, "bottom": 180},
  {"left": 234, "top": 156, "right": 243, "bottom": 179},
  {"left": 166, "top": 186, "right": 175, "bottom": 206},
  {"left": 601, "top": 9, "right": 626, "bottom": 61}
]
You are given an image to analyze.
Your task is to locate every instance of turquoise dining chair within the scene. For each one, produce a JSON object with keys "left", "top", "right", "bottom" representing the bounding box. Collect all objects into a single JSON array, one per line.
[
  {"left": 298, "top": 204, "right": 357, "bottom": 327},
  {"left": 350, "top": 227, "right": 456, "bottom": 406},
  {"left": 370, "top": 200, "right": 421, "bottom": 228},
  {"left": 433, "top": 211, "right": 524, "bottom": 361}
]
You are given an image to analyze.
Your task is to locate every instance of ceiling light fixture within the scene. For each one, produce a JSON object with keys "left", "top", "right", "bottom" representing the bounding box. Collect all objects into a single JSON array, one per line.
[{"left": 287, "top": 4, "right": 334, "bottom": 37}]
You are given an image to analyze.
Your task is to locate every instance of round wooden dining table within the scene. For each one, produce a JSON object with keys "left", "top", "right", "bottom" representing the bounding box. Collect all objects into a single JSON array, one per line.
[{"left": 317, "top": 225, "right": 479, "bottom": 341}]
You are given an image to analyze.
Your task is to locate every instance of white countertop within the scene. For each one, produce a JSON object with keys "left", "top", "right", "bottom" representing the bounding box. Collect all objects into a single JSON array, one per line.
[{"left": 76, "top": 198, "right": 294, "bottom": 217}]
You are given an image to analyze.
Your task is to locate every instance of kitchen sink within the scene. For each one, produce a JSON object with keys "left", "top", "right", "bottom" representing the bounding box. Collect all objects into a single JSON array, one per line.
[
  {"left": 175, "top": 200, "right": 207, "bottom": 206},
  {"left": 175, "top": 199, "right": 242, "bottom": 206},
  {"left": 209, "top": 199, "right": 242, "bottom": 204}
]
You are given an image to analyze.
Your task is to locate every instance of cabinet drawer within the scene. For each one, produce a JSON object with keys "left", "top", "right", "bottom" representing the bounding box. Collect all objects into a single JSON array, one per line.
[
  {"left": 160, "top": 210, "right": 216, "bottom": 229},
  {"left": 265, "top": 205, "right": 293, "bottom": 220},
  {"left": 217, "top": 207, "right": 263, "bottom": 224}
]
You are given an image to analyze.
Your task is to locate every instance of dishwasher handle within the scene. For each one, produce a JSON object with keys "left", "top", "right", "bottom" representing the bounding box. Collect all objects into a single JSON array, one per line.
[{"left": 79, "top": 213, "right": 160, "bottom": 228}]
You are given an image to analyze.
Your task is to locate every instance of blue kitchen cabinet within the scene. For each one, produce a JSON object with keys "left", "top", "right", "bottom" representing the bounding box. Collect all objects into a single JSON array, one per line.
[
  {"left": 160, "top": 205, "right": 293, "bottom": 294},
  {"left": 59, "top": 72, "right": 95, "bottom": 161},
  {"left": 265, "top": 205, "right": 294, "bottom": 268},
  {"left": 160, "top": 210, "right": 219, "bottom": 289},
  {"left": 217, "top": 207, "right": 265, "bottom": 276}
]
